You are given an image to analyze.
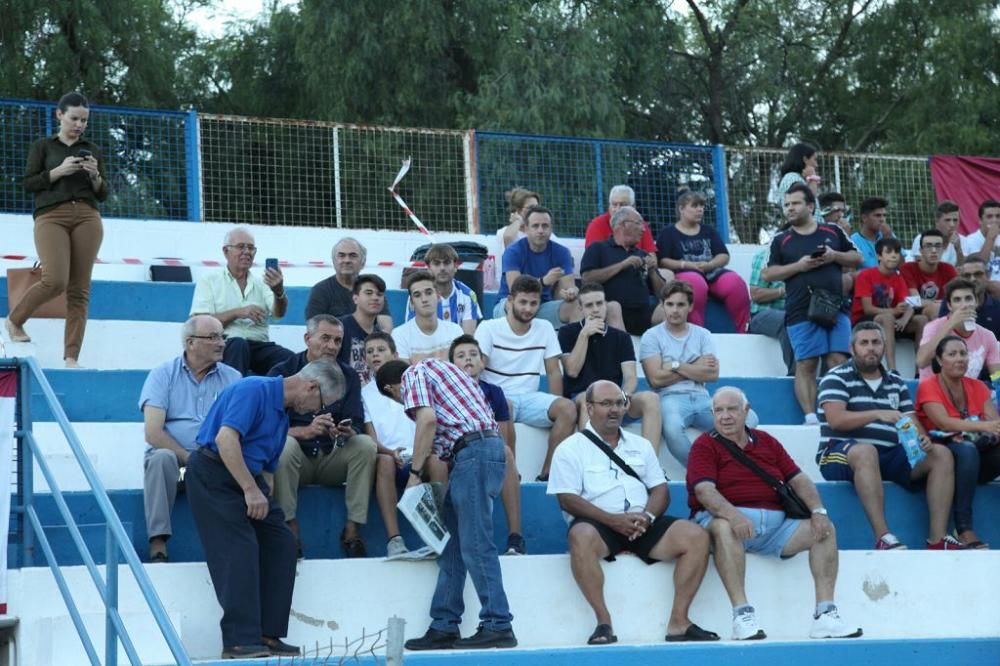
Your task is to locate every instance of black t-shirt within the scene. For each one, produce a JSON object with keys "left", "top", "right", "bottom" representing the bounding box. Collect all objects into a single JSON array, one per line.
[
  {"left": 579, "top": 239, "right": 652, "bottom": 308},
  {"left": 337, "top": 314, "right": 383, "bottom": 383},
  {"left": 656, "top": 223, "right": 730, "bottom": 282},
  {"left": 768, "top": 223, "right": 853, "bottom": 325},
  {"left": 267, "top": 351, "right": 364, "bottom": 442},
  {"left": 305, "top": 276, "right": 391, "bottom": 319},
  {"left": 557, "top": 321, "right": 636, "bottom": 398}
]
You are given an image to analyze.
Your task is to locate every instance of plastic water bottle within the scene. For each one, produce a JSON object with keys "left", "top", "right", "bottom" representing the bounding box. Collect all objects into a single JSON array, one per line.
[
  {"left": 990, "top": 370, "right": 1000, "bottom": 412},
  {"left": 896, "top": 415, "right": 926, "bottom": 467}
]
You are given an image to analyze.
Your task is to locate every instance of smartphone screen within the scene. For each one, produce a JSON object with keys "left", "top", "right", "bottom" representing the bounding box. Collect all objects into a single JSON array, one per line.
[{"left": 265, "top": 257, "right": 279, "bottom": 272}]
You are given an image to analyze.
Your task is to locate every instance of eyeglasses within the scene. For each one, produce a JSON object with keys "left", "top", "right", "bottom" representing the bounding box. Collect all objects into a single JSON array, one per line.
[
  {"left": 189, "top": 333, "right": 227, "bottom": 342},
  {"left": 226, "top": 243, "right": 257, "bottom": 253},
  {"left": 588, "top": 399, "right": 628, "bottom": 409}
]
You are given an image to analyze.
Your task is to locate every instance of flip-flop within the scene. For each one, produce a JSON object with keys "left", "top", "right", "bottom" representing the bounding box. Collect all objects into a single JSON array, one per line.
[
  {"left": 665, "top": 623, "right": 721, "bottom": 642},
  {"left": 962, "top": 540, "right": 990, "bottom": 550},
  {"left": 587, "top": 623, "right": 617, "bottom": 645}
]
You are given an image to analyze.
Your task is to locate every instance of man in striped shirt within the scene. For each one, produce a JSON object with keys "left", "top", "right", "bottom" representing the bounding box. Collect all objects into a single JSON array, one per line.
[
  {"left": 386, "top": 357, "right": 517, "bottom": 651},
  {"left": 816, "top": 321, "right": 958, "bottom": 550},
  {"left": 405, "top": 244, "right": 482, "bottom": 334}
]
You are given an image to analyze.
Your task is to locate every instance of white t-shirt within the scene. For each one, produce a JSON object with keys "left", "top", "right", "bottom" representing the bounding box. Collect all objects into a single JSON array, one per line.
[
  {"left": 960, "top": 229, "right": 1000, "bottom": 280},
  {"left": 546, "top": 424, "right": 666, "bottom": 524},
  {"left": 361, "top": 380, "right": 415, "bottom": 453},
  {"left": 909, "top": 233, "right": 958, "bottom": 266},
  {"left": 391, "top": 318, "right": 464, "bottom": 363},
  {"left": 475, "top": 316, "right": 562, "bottom": 396},
  {"left": 638, "top": 323, "right": 716, "bottom": 396}
]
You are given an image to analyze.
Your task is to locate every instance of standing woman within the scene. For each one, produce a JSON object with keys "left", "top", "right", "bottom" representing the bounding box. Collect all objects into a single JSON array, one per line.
[
  {"left": 656, "top": 191, "right": 751, "bottom": 332},
  {"left": 778, "top": 142, "right": 821, "bottom": 197},
  {"left": 8, "top": 92, "right": 107, "bottom": 367}
]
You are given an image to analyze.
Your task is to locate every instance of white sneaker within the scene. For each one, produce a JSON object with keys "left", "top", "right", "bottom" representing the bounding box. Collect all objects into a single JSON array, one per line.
[
  {"left": 804, "top": 413, "right": 820, "bottom": 426},
  {"left": 385, "top": 536, "right": 409, "bottom": 560},
  {"left": 809, "top": 608, "right": 863, "bottom": 639},
  {"left": 732, "top": 608, "right": 766, "bottom": 640}
]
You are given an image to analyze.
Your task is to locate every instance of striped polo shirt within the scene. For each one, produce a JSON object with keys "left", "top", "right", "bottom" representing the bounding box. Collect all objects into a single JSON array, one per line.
[
  {"left": 405, "top": 279, "right": 482, "bottom": 325},
  {"left": 817, "top": 361, "right": 913, "bottom": 449}
]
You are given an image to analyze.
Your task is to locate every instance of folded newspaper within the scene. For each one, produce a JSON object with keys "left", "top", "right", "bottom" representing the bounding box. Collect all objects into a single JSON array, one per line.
[{"left": 397, "top": 483, "right": 451, "bottom": 555}]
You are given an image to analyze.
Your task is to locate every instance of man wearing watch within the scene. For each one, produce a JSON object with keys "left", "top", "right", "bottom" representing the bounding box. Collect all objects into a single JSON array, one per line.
[
  {"left": 547, "top": 380, "right": 718, "bottom": 646},
  {"left": 376, "top": 357, "right": 517, "bottom": 651},
  {"left": 687, "top": 387, "right": 861, "bottom": 641}
]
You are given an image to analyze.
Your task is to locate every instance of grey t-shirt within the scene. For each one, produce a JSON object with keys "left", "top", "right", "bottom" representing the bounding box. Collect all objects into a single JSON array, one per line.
[{"left": 638, "top": 323, "right": 716, "bottom": 396}]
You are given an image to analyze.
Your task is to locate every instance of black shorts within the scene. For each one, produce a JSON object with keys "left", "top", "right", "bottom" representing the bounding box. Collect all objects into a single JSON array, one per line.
[
  {"left": 570, "top": 515, "right": 679, "bottom": 564},
  {"left": 621, "top": 303, "right": 656, "bottom": 336}
]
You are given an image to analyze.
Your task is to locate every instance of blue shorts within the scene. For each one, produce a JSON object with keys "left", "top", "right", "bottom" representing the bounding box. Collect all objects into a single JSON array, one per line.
[
  {"left": 694, "top": 507, "right": 802, "bottom": 558},
  {"left": 393, "top": 461, "right": 413, "bottom": 494},
  {"left": 788, "top": 313, "right": 851, "bottom": 361},
  {"left": 508, "top": 392, "right": 560, "bottom": 428},
  {"left": 817, "top": 439, "right": 917, "bottom": 490}
]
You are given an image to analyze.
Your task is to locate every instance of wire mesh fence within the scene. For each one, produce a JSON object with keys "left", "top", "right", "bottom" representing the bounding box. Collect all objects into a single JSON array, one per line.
[
  {"left": 725, "top": 146, "right": 937, "bottom": 246},
  {"left": 0, "top": 98, "right": 193, "bottom": 221},
  {"left": 198, "top": 114, "right": 472, "bottom": 232},
  {"left": 475, "top": 132, "right": 719, "bottom": 239}
]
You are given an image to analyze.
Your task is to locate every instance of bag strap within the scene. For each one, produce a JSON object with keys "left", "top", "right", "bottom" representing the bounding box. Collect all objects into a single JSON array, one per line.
[
  {"left": 710, "top": 429, "right": 786, "bottom": 491},
  {"left": 580, "top": 429, "right": 646, "bottom": 487}
]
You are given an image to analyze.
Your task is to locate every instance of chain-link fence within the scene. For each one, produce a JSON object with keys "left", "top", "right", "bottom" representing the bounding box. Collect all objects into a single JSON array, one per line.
[
  {"left": 0, "top": 98, "right": 194, "bottom": 221},
  {"left": 475, "top": 132, "right": 720, "bottom": 239},
  {"left": 199, "top": 114, "right": 473, "bottom": 231},
  {"left": 725, "top": 146, "right": 937, "bottom": 246}
]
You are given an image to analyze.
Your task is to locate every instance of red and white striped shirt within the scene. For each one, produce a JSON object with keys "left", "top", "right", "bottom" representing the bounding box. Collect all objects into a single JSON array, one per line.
[{"left": 401, "top": 358, "right": 497, "bottom": 459}]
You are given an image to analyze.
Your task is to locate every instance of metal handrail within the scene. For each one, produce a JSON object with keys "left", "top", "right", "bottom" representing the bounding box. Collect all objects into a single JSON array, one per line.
[{"left": 6, "top": 356, "right": 191, "bottom": 666}]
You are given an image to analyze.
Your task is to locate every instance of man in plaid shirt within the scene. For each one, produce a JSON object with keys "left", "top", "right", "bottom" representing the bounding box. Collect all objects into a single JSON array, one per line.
[
  {"left": 747, "top": 246, "right": 794, "bottom": 374},
  {"left": 380, "top": 357, "right": 517, "bottom": 651}
]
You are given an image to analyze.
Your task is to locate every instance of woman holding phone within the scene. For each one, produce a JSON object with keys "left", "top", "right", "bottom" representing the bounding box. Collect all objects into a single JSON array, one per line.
[{"left": 8, "top": 91, "right": 107, "bottom": 367}]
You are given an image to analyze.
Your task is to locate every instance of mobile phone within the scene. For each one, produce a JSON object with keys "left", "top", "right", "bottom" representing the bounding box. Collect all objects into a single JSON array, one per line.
[
  {"left": 77, "top": 149, "right": 92, "bottom": 159},
  {"left": 265, "top": 257, "right": 279, "bottom": 272},
  {"left": 810, "top": 246, "right": 826, "bottom": 258},
  {"left": 338, "top": 418, "right": 352, "bottom": 427}
]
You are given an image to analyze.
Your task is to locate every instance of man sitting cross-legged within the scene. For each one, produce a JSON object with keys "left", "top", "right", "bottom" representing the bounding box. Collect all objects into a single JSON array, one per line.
[{"left": 547, "top": 380, "right": 718, "bottom": 646}]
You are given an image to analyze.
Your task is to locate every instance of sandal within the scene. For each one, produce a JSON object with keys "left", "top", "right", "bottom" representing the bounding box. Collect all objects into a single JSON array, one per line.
[
  {"left": 587, "top": 623, "right": 617, "bottom": 645},
  {"left": 957, "top": 530, "right": 990, "bottom": 550},
  {"left": 340, "top": 528, "right": 367, "bottom": 558},
  {"left": 666, "top": 623, "right": 720, "bottom": 642}
]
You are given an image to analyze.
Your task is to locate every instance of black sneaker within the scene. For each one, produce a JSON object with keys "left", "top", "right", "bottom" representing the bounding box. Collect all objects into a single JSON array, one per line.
[
  {"left": 453, "top": 626, "right": 517, "bottom": 649},
  {"left": 405, "top": 628, "right": 460, "bottom": 651},
  {"left": 504, "top": 533, "right": 526, "bottom": 555},
  {"left": 262, "top": 636, "right": 300, "bottom": 656}
]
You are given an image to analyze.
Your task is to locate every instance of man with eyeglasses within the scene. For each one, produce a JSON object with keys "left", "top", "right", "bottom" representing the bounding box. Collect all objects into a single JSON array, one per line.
[
  {"left": 190, "top": 226, "right": 294, "bottom": 376},
  {"left": 268, "top": 314, "right": 377, "bottom": 558},
  {"left": 546, "top": 379, "right": 718, "bottom": 646},
  {"left": 937, "top": 256, "right": 1000, "bottom": 340},
  {"left": 900, "top": 229, "right": 957, "bottom": 320},
  {"left": 306, "top": 237, "right": 391, "bottom": 319},
  {"left": 138, "top": 315, "right": 241, "bottom": 562}
]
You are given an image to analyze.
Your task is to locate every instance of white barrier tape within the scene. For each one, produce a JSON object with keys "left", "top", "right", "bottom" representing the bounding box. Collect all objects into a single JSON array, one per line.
[
  {"left": 0, "top": 254, "right": 486, "bottom": 271},
  {"left": 389, "top": 157, "right": 431, "bottom": 235}
]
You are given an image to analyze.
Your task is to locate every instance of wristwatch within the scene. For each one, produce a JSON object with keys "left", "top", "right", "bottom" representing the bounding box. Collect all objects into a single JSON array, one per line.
[
  {"left": 812, "top": 507, "right": 828, "bottom": 516},
  {"left": 643, "top": 510, "right": 657, "bottom": 523},
  {"left": 410, "top": 468, "right": 423, "bottom": 478},
  {"left": 670, "top": 360, "right": 681, "bottom": 371}
]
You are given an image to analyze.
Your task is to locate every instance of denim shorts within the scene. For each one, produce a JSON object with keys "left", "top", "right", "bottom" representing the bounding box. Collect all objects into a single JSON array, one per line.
[
  {"left": 817, "top": 439, "right": 918, "bottom": 490},
  {"left": 787, "top": 312, "right": 850, "bottom": 361},
  {"left": 695, "top": 507, "right": 802, "bottom": 558},
  {"left": 508, "top": 391, "right": 559, "bottom": 427}
]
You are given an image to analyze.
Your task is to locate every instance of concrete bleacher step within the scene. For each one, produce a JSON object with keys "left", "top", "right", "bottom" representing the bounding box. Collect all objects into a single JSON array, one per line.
[{"left": 9, "top": 551, "right": 999, "bottom": 664}]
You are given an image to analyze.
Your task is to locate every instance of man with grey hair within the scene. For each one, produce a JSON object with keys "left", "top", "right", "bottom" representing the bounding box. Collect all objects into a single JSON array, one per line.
[
  {"left": 138, "top": 315, "right": 240, "bottom": 562},
  {"left": 190, "top": 226, "right": 293, "bottom": 376},
  {"left": 687, "top": 386, "right": 861, "bottom": 641},
  {"left": 584, "top": 184, "right": 657, "bottom": 253},
  {"left": 269, "top": 314, "right": 377, "bottom": 557},
  {"left": 306, "top": 237, "right": 391, "bottom": 319},
  {"left": 187, "top": 358, "right": 344, "bottom": 659},
  {"left": 581, "top": 205, "right": 668, "bottom": 335}
]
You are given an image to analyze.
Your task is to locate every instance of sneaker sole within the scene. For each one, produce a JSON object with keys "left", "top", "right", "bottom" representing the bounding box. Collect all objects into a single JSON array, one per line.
[
  {"left": 811, "top": 628, "right": 863, "bottom": 639},
  {"left": 453, "top": 639, "right": 518, "bottom": 649},
  {"left": 733, "top": 630, "right": 767, "bottom": 641}
]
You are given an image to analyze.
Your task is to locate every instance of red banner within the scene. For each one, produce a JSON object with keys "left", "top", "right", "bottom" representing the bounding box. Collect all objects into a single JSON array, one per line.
[{"left": 929, "top": 155, "right": 1000, "bottom": 236}]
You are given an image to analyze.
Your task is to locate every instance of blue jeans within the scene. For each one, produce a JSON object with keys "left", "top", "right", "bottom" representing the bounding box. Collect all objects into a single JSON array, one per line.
[
  {"left": 430, "top": 436, "right": 512, "bottom": 633},
  {"left": 945, "top": 440, "right": 1000, "bottom": 533},
  {"left": 660, "top": 392, "right": 715, "bottom": 466}
]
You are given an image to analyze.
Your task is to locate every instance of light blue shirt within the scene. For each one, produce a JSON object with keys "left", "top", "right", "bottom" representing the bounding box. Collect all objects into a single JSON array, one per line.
[
  {"left": 638, "top": 323, "right": 716, "bottom": 396},
  {"left": 139, "top": 355, "right": 241, "bottom": 451},
  {"left": 850, "top": 230, "right": 888, "bottom": 269}
]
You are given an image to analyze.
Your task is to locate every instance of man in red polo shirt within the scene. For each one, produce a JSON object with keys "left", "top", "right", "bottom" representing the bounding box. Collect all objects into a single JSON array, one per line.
[
  {"left": 584, "top": 184, "right": 656, "bottom": 252},
  {"left": 686, "top": 387, "right": 861, "bottom": 642},
  {"left": 900, "top": 229, "right": 957, "bottom": 320}
]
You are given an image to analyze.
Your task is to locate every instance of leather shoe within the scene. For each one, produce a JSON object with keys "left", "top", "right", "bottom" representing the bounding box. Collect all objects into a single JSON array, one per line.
[
  {"left": 453, "top": 626, "right": 517, "bottom": 649},
  {"left": 221, "top": 644, "right": 270, "bottom": 659},
  {"left": 262, "top": 636, "right": 300, "bottom": 656},
  {"left": 404, "top": 628, "right": 460, "bottom": 651}
]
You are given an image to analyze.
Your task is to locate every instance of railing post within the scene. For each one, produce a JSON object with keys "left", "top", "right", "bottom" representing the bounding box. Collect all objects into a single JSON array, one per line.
[
  {"left": 184, "top": 110, "right": 202, "bottom": 222},
  {"left": 594, "top": 142, "right": 604, "bottom": 217},
  {"left": 18, "top": 362, "right": 34, "bottom": 567},
  {"left": 712, "top": 144, "right": 731, "bottom": 243},
  {"left": 105, "top": 526, "right": 119, "bottom": 666}
]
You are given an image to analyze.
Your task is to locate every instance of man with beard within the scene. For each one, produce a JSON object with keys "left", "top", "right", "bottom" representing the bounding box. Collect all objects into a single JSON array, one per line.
[{"left": 762, "top": 183, "right": 861, "bottom": 425}]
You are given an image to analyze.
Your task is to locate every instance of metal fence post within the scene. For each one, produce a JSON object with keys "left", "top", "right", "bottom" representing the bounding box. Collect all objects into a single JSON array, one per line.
[
  {"left": 712, "top": 145, "right": 731, "bottom": 243},
  {"left": 18, "top": 362, "right": 34, "bottom": 568},
  {"left": 105, "top": 526, "right": 119, "bottom": 666},
  {"left": 386, "top": 616, "right": 405, "bottom": 666},
  {"left": 594, "top": 142, "right": 604, "bottom": 217},
  {"left": 185, "top": 110, "right": 202, "bottom": 222}
]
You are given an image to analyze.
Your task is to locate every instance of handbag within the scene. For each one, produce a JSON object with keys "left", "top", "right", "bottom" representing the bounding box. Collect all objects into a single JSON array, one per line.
[
  {"left": 580, "top": 429, "right": 649, "bottom": 487},
  {"left": 711, "top": 430, "right": 812, "bottom": 519},
  {"left": 6, "top": 264, "right": 67, "bottom": 319},
  {"left": 807, "top": 286, "right": 841, "bottom": 328}
]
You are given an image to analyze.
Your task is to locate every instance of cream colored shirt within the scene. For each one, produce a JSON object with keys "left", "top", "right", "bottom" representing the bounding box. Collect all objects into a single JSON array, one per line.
[{"left": 190, "top": 268, "right": 277, "bottom": 341}]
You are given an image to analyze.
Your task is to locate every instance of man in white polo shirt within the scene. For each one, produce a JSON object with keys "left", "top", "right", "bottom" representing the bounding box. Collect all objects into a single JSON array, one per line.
[
  {"left": 392, "top": 271, "right": 464, "bottom": 365},
  {"left": 475, "top": 275, "right": 577, "bottom": 481}
]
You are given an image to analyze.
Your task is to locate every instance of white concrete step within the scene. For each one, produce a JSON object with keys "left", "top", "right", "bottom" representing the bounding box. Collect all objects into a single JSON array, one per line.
[{"left": 8, "top": 552, "right": 998, "bottom": 664}]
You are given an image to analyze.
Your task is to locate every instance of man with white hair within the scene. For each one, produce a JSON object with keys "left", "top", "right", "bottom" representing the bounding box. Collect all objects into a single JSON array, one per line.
[
  {"left": 584, "top": 185, "right": 657, "bottom": 252},
  {"left": 139, "top": 315, "right": 240, "bottom": 562},
  {"left": 306, "top": 237, "right": 392, "bottom": 319},
  {"left": 190, "top": 226, "right": 294, "bottom": 376},
  {"left": 687, "top": 387, "right": 861, "bottom": 641}
]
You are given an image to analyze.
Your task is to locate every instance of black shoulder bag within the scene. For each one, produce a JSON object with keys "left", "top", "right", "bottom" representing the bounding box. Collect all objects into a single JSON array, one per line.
[
  {"left": 580, "top": 430, "right": 650, "bottom": 487},
  {"left": 711, "top": 430, "right": 811, "bottom": 519}
]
